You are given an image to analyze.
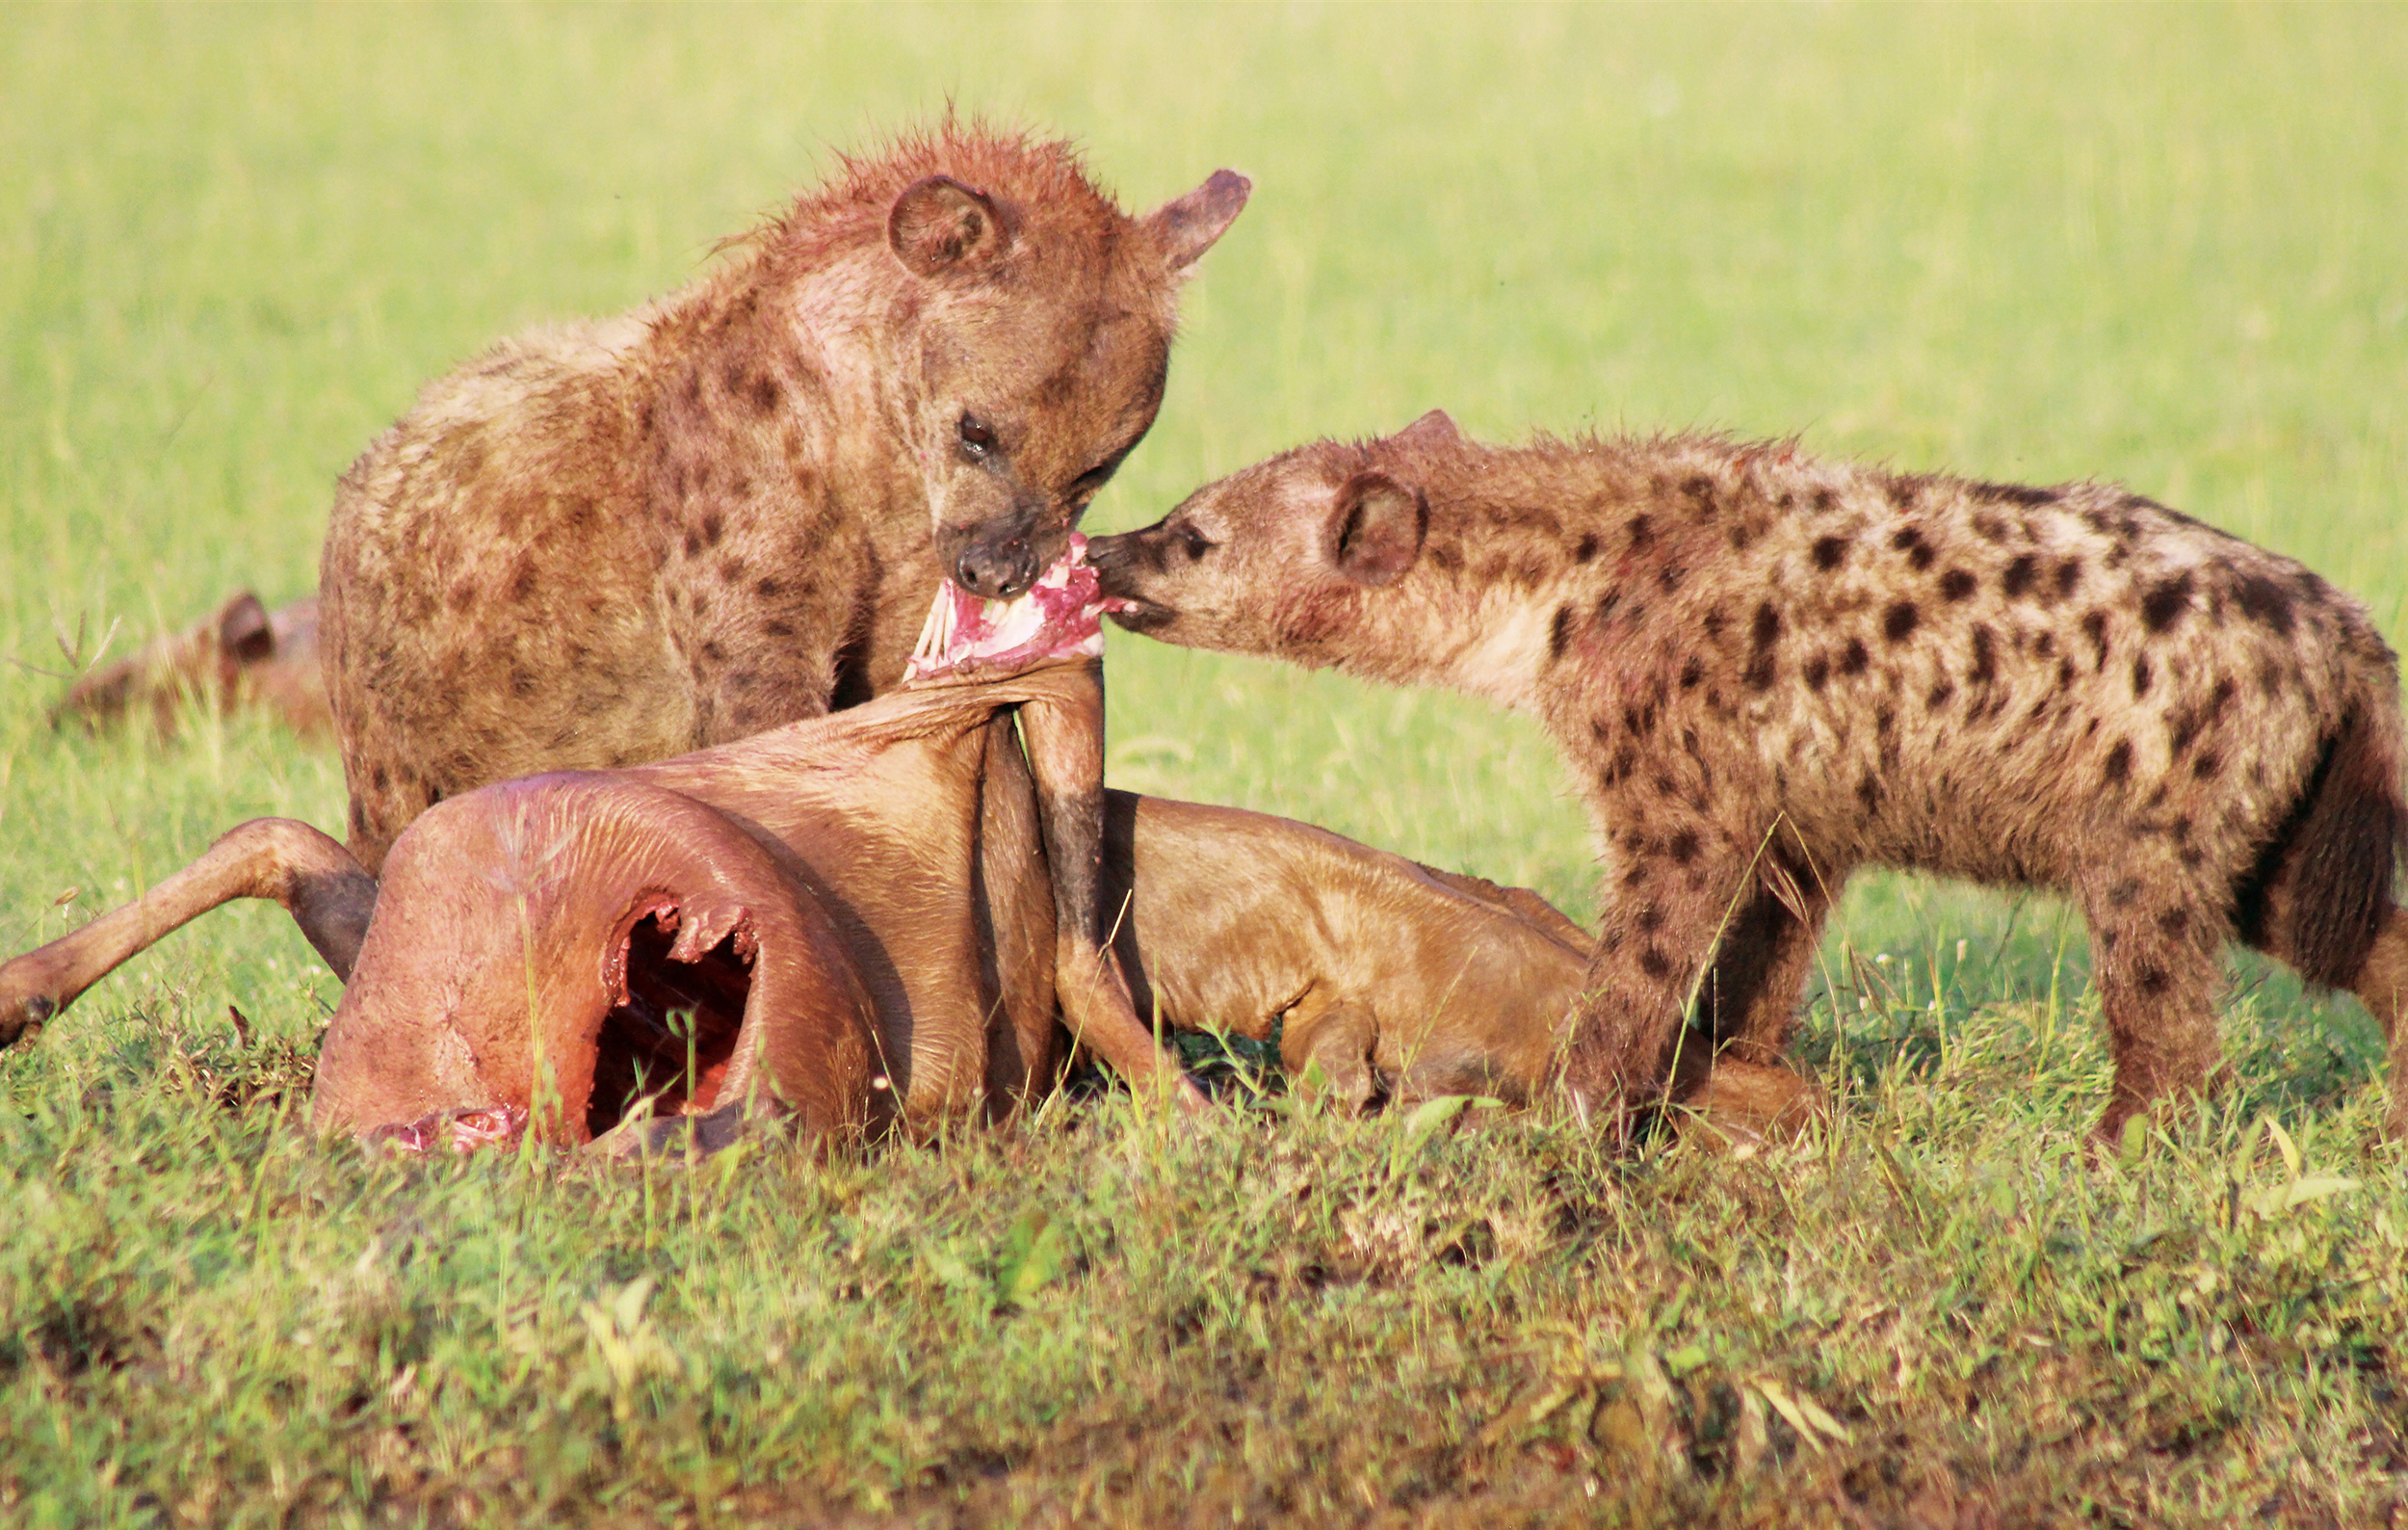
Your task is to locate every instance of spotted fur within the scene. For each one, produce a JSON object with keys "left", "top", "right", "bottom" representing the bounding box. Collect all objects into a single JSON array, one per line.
[
  {"left": 322, "top": 124, "right": 1247, "bottom": 871},
  {"left": 1092, "top": 411, "right": 2408, "bottom": 1141}
]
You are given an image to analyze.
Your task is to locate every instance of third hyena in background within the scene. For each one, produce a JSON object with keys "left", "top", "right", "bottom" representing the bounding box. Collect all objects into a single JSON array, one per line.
[{"left": 1090, "top": 411, "right": 2408, "bottom": 1141}]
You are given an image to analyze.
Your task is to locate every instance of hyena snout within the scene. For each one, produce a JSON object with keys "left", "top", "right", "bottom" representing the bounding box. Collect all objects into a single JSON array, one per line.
[
  {"left": 1086, "top": 528, "right": 1182, "bottom": 631},
  {"left": 942, "top": 506, "right": 1064, "bottom": 601},
  {"left": 955, "top": 532, "right": 1037, "bottom": 602}
]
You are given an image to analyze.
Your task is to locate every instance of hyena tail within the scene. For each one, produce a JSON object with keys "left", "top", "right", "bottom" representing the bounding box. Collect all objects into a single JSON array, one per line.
[{"left": 2251, "top": 681, "right": 2408, "bottom": 990}]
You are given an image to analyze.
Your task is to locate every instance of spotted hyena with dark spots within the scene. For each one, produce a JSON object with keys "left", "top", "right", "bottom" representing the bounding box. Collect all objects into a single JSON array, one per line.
[
  {"left": 1091, "top": 410, "right": 2408, "bottom": 1141},
  {"left": 322, "top": 125, "right": 1247, "bottom": 871}
]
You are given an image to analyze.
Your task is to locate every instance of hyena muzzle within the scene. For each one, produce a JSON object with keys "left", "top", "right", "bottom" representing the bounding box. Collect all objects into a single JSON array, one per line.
[{"left": 1090, "top": 410, "right": 2408, "bottom": 1142}]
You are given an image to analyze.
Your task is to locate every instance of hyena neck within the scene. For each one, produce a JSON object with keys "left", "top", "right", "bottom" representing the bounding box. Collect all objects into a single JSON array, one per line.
[
  {"left": 1423, "top": 581, "right": 1585, "bottom": 714},
  {"left": 1389, "top": 435, "right": 1797, "bottom": 711},
  {"left": 629, "top": 249, "right": 893, "bottom": 505}
]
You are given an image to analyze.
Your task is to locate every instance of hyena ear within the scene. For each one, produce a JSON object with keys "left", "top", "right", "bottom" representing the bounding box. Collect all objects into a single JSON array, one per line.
[
  {"left": 214, "top": 591, "right": 275, "bottom": 668},
  {"left": 1392, "top": 409, "right": 1463, "bottom": 451},
  {"left": 1322, "top": 472, "right": 1427, "bottom": 589},
  {"left": 887, "top": 175, "right": 1014, "bottom": 279},
  {"left": 1141, "top": 170, "right": 1251, "bottom": 272}
]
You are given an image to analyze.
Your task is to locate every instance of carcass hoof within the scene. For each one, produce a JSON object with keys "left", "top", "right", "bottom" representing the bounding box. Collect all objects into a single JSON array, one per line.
[
  {"left": 585, "top": 1099, "right": 772, "bottom": 1165},
  {"left": 0, "top": 990, "right": 58, "bottom": 1050},
  {"left": 1668, "top": 1055, "right": 1824, "bottom": 1151},
  {"left": 361, "top": 1104, "right": 530, "bottom": 1156}
]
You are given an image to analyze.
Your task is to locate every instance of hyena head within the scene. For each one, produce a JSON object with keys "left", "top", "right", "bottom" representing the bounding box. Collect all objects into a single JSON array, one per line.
[
  {"left": 867, "top": 144, "right": 1249, "bottom": 600},
  {"left": 1092, "top": 410, "right": 1464, "bottom": 673}
]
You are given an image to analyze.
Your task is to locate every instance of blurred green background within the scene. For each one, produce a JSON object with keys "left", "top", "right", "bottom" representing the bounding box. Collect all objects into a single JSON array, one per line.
[
  {"left": 5, "top": 11, "right": 2408, "bottom": 1522},
  {"left": 3, "top": 3, "right": 2404, "bottom": 1060}
]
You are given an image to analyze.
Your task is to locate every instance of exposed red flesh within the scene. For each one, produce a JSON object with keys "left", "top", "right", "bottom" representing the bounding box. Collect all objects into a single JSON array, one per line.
[
  {"left": 363, "top": 1103, "right": 530, "bottom": 1155},
  {"left": 588, "top": 909, "right": 752, "bottom": 1139},
  {"left": 904, "top": 533, "right": 1133, "bottom": 681}
]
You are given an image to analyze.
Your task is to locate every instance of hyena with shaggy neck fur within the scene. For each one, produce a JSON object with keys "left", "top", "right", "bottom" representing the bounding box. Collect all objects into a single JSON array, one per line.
[
  {"left": 324, "top": 126, "right": 1246, "bottom": 871},
  {"left": 1091, "top": 411, "right": 2408, "bottom": 1141}
]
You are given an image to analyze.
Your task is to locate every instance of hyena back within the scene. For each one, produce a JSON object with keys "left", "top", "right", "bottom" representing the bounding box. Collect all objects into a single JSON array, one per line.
[
  {"left": 1091, "top": 410, "right": 2408, "bottom": 1140},
  {"left": 323, "top": 125, "right": 1246, "bottom": 872}
]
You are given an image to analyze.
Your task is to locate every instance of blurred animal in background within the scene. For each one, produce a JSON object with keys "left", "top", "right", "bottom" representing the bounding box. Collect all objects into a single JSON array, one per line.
[{"left": 53, "top": 592, "right": 329, "bottom": 741}]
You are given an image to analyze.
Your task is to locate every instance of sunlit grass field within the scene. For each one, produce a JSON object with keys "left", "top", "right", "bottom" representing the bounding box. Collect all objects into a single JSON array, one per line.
[{"left": 5, "top": 6, "right": 2407, "bottom": 1525}]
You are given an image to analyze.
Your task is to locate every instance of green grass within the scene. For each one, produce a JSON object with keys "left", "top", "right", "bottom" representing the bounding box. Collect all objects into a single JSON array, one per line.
[{"left": 5, "top": 5, "right": 2408, "bottom": 1524}]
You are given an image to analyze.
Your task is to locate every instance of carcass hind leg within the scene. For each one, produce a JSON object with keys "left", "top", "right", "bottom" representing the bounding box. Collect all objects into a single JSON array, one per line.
[
  {"left": 0, "top": 818, "right": 375, "bottom": 1045},
  {"left": 1016, "top": 667, "right": 1205, "bottom": 1110},
  {"left": 1279, "top": 994, "right": 1378, "bottom": 1111}
]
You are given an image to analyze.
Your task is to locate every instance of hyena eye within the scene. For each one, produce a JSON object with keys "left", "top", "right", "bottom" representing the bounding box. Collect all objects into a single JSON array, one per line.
[
  {"left": 955, "top": 413, "right": 999, "bottom": 461},
  {"left": 1173, "top": 521, "right": 1216, "bottom": 560}
]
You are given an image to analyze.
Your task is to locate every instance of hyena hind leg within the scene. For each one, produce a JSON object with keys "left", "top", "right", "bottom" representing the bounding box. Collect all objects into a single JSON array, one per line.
[
  {"left": 2077, "top": 857, "right": 2233, "bottom": 1146},
  {"left": 2353, "top": 908, "right": 2408, "bottom": 1139},
  {"left": 2225, "top": 699, "right": 2408, "bottom": 1136},
  {"left": 2246, "top": 889, "right": 2408, "bottom": 1140},
  {"left": 1698, "top": 873, "right": 1842, "bottom": 1069}
]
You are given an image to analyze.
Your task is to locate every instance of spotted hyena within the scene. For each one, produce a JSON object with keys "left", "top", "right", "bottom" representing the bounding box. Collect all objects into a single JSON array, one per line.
[
  {"left": 1090, "top": 410, "right": 2408, "bottom": 1141},
  {"left": 323, "top": 124, "right": 1247, "bottom": 871}
]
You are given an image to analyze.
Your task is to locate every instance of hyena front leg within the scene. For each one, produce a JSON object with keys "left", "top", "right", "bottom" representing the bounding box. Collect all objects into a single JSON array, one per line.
[
  {"left": 1699, "top": 868, "right": 1843, "bottom": 1068},
  {"left": 2076, "top": 850, "right": 2234, "bottom": 1144},
  {"left": 1562, "top": 811, "right": 1767, "bottom": 1135}
]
